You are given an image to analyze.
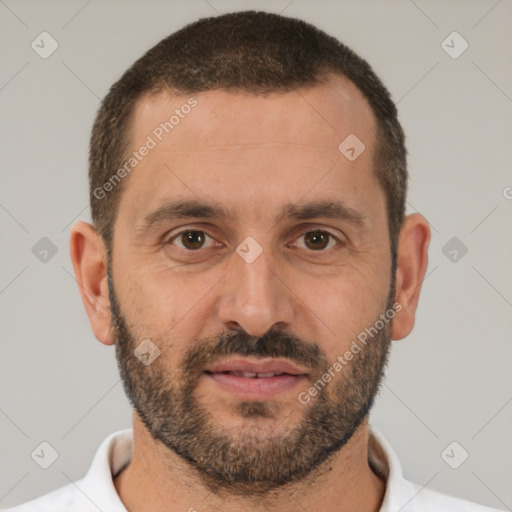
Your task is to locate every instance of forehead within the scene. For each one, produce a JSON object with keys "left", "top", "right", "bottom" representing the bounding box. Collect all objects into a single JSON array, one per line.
[
  {"left": 130, "top": 75, "right": 375, "bottom": 148},
  {"left": 118, "top": 76, "right": 381, "bottom": 227}
]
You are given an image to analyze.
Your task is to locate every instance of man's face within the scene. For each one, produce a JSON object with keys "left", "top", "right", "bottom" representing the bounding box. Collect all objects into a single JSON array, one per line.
[{"left": 108, "top": 76, "right": 394, "bottom": 493}]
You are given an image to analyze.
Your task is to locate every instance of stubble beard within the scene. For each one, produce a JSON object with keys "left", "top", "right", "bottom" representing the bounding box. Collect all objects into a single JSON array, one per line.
[{"left": 108, "top": 262, "right": 393, "bottom": 496}]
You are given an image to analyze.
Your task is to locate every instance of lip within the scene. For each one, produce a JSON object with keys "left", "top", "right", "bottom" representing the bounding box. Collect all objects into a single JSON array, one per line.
[
  {"left": 204, "top": 357, "right": 309, "bottom": 376},
  {"left": 203, "top": 357, "right": 309, "bottom": 400}
]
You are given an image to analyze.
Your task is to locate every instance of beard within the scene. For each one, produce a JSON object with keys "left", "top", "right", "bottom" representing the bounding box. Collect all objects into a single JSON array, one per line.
[{"left": 107, "top": 262, "right": 393, "bottom": 496}]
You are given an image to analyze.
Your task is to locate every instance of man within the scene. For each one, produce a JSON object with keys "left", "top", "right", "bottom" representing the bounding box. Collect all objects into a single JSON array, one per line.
[{"left": 5, "top": 10, "right": 504, "bottom": 512}]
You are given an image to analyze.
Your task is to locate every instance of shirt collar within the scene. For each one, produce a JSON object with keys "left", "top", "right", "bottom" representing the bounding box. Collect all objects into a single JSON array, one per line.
[
  {"left": 78, "top": 429, "right": 132, "bottom": 511},
  {"left": 79, "top": 426, "right": 408, "bottom": 511}
]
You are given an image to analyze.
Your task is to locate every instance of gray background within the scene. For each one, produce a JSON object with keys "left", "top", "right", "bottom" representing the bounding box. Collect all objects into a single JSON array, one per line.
[{"left": 1, "top": 0, "right": 511, "bottom": 509}]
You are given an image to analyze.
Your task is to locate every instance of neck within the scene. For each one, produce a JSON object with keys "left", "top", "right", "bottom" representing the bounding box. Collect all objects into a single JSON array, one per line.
[{"left": 114, "top": 413, "right": 385, "bottom": 512}]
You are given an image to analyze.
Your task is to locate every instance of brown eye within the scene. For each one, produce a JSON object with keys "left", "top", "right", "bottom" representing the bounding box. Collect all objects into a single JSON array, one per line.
[
  {"left": 304, "top": 231, "right": 330, "bottom": 250},
  {"left": 297, "top": 230, "right": 340, "bottom": 251},
  {"left": 182, "top": 231, "right": 205, "bottom": 250},
  {"left": 168, "top": 230, "right": 215, "bottom": 251}
]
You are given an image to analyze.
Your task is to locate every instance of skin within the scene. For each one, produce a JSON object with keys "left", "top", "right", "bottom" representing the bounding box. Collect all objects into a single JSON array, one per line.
[{"left": 70, "top": 74, "right": 430, "bottom": 512}]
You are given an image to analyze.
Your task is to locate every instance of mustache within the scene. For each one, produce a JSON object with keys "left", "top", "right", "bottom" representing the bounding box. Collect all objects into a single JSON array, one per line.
[
  {"left": 107, "top": 263, "right": 328, "bottom": 377},
  {"left": 181, "top": 329, "right": 328, "bottom": 376}
]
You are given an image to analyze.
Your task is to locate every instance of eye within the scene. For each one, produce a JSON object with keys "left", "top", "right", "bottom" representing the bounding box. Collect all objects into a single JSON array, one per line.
[
  {"left": 166, "top": 230, "right": 218, "bottom": 251},
  {"left": 293, "top": 230, "right": 342, "bottom": 251},
  {"left": 164, "top": 228, "right": 343, "bottom": 253}
]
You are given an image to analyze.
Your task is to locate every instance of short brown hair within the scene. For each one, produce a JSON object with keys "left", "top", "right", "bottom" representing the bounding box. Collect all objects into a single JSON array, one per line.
[{"left": 89, "top": 10, "right": 407, "bottom": 261}]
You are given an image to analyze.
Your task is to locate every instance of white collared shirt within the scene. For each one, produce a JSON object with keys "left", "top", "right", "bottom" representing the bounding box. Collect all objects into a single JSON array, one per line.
[{"left": 3, "top": 427, "right": 504, "bottom": 512}]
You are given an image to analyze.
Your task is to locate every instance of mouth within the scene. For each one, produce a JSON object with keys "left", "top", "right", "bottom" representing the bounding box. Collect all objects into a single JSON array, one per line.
[{"left": 203, "top": 357, "right": 309, "bottom": 400}]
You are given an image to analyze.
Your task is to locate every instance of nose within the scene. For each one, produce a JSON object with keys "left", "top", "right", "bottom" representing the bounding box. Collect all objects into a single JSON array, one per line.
[{"left": 215, "top": 243, "right": 295, "bottom": 337}]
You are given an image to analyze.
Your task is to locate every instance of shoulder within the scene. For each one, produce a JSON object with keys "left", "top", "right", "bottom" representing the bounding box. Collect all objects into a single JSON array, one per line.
[
  {"left": 368, "top": 426, "right": 506, "bottom": 512},
  {"left": 2, "top": 481, "right": 90, "bottom": 512},
  {"left": 401, "top": 481, "right": 506, "bottom": 512},
  {"left": 2, "top": 429, "right": 132, "bottom": 512}
]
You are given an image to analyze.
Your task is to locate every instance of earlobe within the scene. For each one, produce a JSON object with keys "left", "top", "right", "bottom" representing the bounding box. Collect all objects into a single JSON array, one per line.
[
  {"left": 69, "top": 221, "right": 115, "bottom": 346},
  {"left": 391, "top": 213, "right": 431, "bottom": 341}
]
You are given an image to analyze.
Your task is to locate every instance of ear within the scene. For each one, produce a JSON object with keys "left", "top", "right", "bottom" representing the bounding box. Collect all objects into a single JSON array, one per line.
[
  {"left": 69, "top": 221, "right": 114, "bottom": 346},
  {"left": 391, "top": 213, "right": 431, "bottom": 341}
]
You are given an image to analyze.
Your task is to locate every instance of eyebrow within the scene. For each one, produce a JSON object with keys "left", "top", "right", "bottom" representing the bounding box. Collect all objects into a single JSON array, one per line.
[{"left": 138, "top": 198, "right": 368, "bottom": 231}]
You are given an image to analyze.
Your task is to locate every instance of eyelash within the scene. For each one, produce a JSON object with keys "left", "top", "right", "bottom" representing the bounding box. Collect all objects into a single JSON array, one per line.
[{"left": 164, "top": 228, "right": 344, "bottom": 253}]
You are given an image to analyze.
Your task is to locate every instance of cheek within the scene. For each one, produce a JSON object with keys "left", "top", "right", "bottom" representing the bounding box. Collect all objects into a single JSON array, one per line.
[
  {"left": 119, "top": 262, "right": 223, "bottom": 342},
  {"left": 298, "top": 260, "right": 390, "bottom": 354}
]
